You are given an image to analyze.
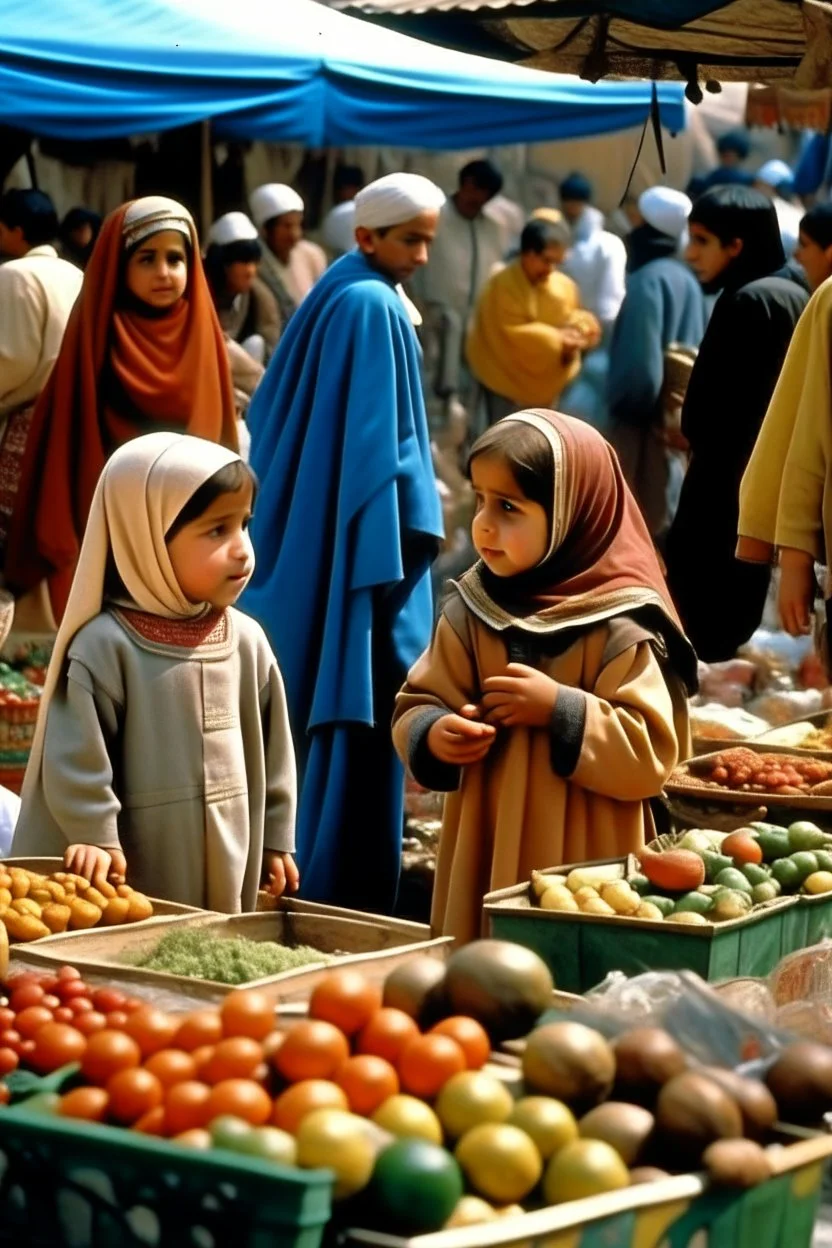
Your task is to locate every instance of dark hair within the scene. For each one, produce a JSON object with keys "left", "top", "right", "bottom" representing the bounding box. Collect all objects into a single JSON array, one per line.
[
  {"left": 204, "top": 237, "right": 262, "bottom": 290},
  {"left": 0, "top": 189, "right": 58, "bottom": 246},
  {"left": 165, "top": 461, "right": 258, "bottom": 542},
  {"left": 560, "top": 173, "right": 593, "bottom": 203},
  {"left": 459, "top": 159, "right": 503, "bottom": 198},
  {"left": 521, "top": 217, "right": 571, "bottom": 254},
  {"left": 689, "top": 184, "right": 784, "bottom": 291},
  {"left": 60, "top": 206, "right": 102, "bottom": 240},
  {"left": 466, "top": 421, "right": 553, "bottom": 512},
  {"left": 717, "top": 129, "right": 751, "bottom": 160},
  {"left": 334, "top": 164, "right": 365, "bottom": 196},
  {"left": 800, "top": 203, "right": 832, "bottom": 250}
]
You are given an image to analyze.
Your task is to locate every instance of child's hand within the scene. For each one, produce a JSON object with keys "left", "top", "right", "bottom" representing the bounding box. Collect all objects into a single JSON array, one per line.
[
  {"left": 64, "top": 844, "right": 127, "bottom": 890},
  {"left": 482, "top": 664, "right": 558, "bottom": 727},
  {"left": 264, "top": 852, "right": 300, "bottom": 898},
  {"left": 427, "top": 708, "right": 496, "bottom": 765}
]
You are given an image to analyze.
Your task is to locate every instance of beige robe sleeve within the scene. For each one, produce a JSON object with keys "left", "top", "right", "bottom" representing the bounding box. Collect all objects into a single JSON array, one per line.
[
  {"left": 41, "top": 660, "right": 123, "bottom": 850},
  {"left": 0, "top": 266, "right": 45, "bottom": 408},
  {"left": 260, "top": 661, "right": 297, "bottom": 853}
]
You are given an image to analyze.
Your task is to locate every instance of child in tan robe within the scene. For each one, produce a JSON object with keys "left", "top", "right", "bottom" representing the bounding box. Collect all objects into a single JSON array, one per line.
[
  {"left": 12, "top": 432, "right": 297, "bottom": 912},
  {"left": 393, "top": 410, "right": 695, "bottom": 944}
]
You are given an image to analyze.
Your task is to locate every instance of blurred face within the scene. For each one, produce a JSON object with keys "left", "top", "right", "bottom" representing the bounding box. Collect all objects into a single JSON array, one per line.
[
  {"left": 720, "top": 150, "right": 742, "bottom": 168},
  {"left": 265, "top": 211, "right": 303, "bottom": 264},
  {"left": 685, "top": 222, "right": 742, "bottom": 286},
  {"left": 125, "top": 230, "right": 188, "bottom": 309},
  {"left": 561, "top": 199, "right": 585, "bottom": 225},
  {"left": 521, "top": 243, "right": 565, "bottom": 286},
  {"left": 356, "top": 210, "right": 439, "bottom": 284},
  {"left": 70, "top": 223, "right": 94, "bottom": 251},
  {"left": 0, "top": 220, "right": 28, "bottom": 259},
  {"left": 225, "top": 260, "right": 258, "bottom": 297},
  {"left": 167, "top": 481, "right": 254, "bottom": 608},
  {"left": 471, "top": 454, "right": 548, "bottom": 578},
  {"left": 795, "top": 230, "right": 832, "bottom": 292},
  {"left": 455, "top": 178, "right": 494, "bottom": 220}
]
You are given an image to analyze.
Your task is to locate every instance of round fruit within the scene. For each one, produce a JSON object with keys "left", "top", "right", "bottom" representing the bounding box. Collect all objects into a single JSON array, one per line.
[
  {"left": 455, "top": 1123, "right": 542, "bottom": 1204},
  {"left": 383, "top": 958, "right": 447, "bottom": 1026},
  {"left": 722, "top": 832, "right": 763, "bottom": 866},
  {"left": 15, "top": 1006, "right": 54, "bottom": 1039},
  {"left": 174, "top": 1129, "right": 212, "bottom": 1150},
  {"left": 698, "top": 1067, "right": 777, "bottom": 1140},
  {"left": 0, "top": 1048, "right": 18, "bottom": 1076},
  {"left": 202, "top": 1037, "right": 263, "bottom": 1084},
  {"left": 543, "top": 1138, "right": 629, "bottom": 1203},
  {"left": 764, "top": 1041, "right": 832, "bottom": 1124},
  {"left": 295, "top": 1108, "right": 377, "bottom": 1199},
  {"left": 430, "top": 1017, "right": 490, "bottom": 1071},
  {"left": 239, "top": 1125, "right": 297, "bottom": 1166},
  {"left": 335, "top": 1055, "right": 399, "bottom": 1116},
  {"left": 309, "top": 970, "right": 382, "bottom": 1036},
  {"left": 442, "top": 941, "right": 553, "bottom": 1042},
  {"left": 91, "top": 989, "right": 127, "bottom": 1015},
  {"left": 74, "top": 1011, "right": 108, "bottom": 1037},
  {"left": 134, "top": 1106, "right": 167, "bottom": 1135},
  {"left": 272, "top": 1079, "right": 349, "bottom": 1135},
  {"left": 211, "top": 1114, "right": 254, "bottom": 1151},
  {"left": 29, "top": 1022, "right": 86, "bottom": 1074},
  {"left": 578, "top": 1102, "right": 654, "bottom": 1166},
  {"left": 435, "top": 1071, "right": 513, "bottom": 1139},
  {"left": 273, "top": 1020, "right": 350, "bottom": 1083},
  {"left": 107, "top": 1068, "right": 164, "bottom": 1124},
  {"left": 174, "top": 1010, "right": 224, "bottom": 1051},
  {"left": 144, "top": 1049, "right": 198, "bottom": 1088},
  {"left": 58, "top": 1087, "right": 109, "bottom": 1122},
  {"left": 205, "top": 1079, "right": 272, "bottom": 1126},
  {"left": 655, "top": 1072, "right": 743, "bottom": 1166},
  {"left": 9, "top": 983, "right": 45, "bottom": 1012},
  {"left": 612, "top": 1028, "right": 687, "bottom": 1107},
  {"left": 445, "top": 1196, "right": 498, "bottom": 1227},
  {"left": 123, "top": 1007, "right": 179, "bottom": 1058},
  {"left": 356, "top": 1008, "right": 420, "bottom": 1065},
  {"left": 369, "top": 1139, "right": 464, "bottom": 1235},
  {"left": 522, "top": 1022, "right": 615, "bottom": 1113},
  {"left": 398, "top": 1034, "right": 466, "bottom": 1099},
  {"left": 703, "top": 1138, "right": 773, "bottom": 1189},
  {"left": 508, "top": 1096, "right": 578, "bottom": 1160},
  {"left": 81, "top": 1030, "right": 141, "bottom": 1085},
  {"left": 163, "top": 1081, "right": 212, "bottom": 1135},
  {"left": 221, "top": 990, "right": 275, "bottom": 1041},
  {"left": 372, "top": 1094, "right": 443, "bottom": 1145}
]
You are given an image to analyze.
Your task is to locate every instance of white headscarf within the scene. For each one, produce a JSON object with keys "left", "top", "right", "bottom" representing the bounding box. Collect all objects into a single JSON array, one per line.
[
  {"left": 23, "top": 433, "right": 243, "bottom": 800},
  {"left": 638, "top": 187, "right": 692, "bottom": 241},
  {"left": 123, "top": 196, "right": 193, "bottom": 250},
  {"left": 249, "top": 184, "right": 305, "bottom": 229},
  {"left": 207, "top": 211, "right": 259, "bottom": 247},
  {"left": 354, "top": 173, "right": 445, "bottom": 230}
]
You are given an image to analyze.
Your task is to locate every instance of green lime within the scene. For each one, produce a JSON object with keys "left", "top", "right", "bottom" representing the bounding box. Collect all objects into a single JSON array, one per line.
[
  {"left": 673, "top": 892, "right": 714, "bottom": 916},
  {"left": 815, "top": 851, "right": 832, "bottom": 874},
  {"left": 715, "top": 868, "right": 753, "bottom": 895},
  {"left": 753, "top": 828, "right": 791, "bottom": 862},
  {"left": 788, "top": 822, "right": 828, "bottom": 852},
  {"left": 210, "top": 1115, "right": 253, "bottom": 1153},
  {"left": 369, "top": 1139, "right": 464, "bottom": 1235},
  {"left": 741, "top": 863, "right": 771, "bottom": 887},
  {"left": 751, "top": 882, "right": 780, "bottom": 905},
  {"left": 790, "top": 852, "right": 820, "bottom": 882},
  {"left": 701, "top": 851, "right": 734, "bottom": 882},
  {"left": 641, "top": 895, "right": 675, "bottom": 917},
  {"left": 626, "top": 874, "right": 650, "bottom": 896},
  {"left": 771, "top": 858, "right": 802, "bottom": 891}
]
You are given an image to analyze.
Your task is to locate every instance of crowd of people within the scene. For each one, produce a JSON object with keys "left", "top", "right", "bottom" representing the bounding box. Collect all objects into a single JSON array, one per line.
[{"left": 1, "top": 128, "right": 832, "bottom": 944}]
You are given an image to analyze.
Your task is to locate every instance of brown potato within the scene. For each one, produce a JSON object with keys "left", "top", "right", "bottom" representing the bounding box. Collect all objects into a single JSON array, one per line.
[
  {"left": 68, "top": 898, "right": 102, "bottom": 930},
  {"left": 3, "top": 910, "right": 51, "bottom": 941},
  {"left": 41, "top": 903, "right": 72, "bottom": 934},
  {"left": 64, "top": 873, "right": 91, "bottom": 892},
  {"left": 94, "top": 879, "right": 117, "bottom": 899},
  {"left": 0, "top": 887, "right": 11, "bottom": 910},
  {"left": 42, "top": 880, "right": 68, "bottom": 902},
  {"left": 0, "top": 872, "right": 12, "bottom": 890},
  {"left": 11, "top": 898, "right": 42, "bottom": 918},
  {"left": 117, "top": 884, "right": 133, "bottom": 898},
  {"left": 101, "top": 897, "right": 130, "bottom": 926},
  {"left": 85, "top": 888, "right": 108, "bottom": 910},
  {"left": 125, "top": 893, "right": 154, "bottom": 923},
  {"left": 29, "top": 888, "right": 53, "bottom": 906},
  {"left": 8, "top": 870, "right": 29, "bottom": 899}
]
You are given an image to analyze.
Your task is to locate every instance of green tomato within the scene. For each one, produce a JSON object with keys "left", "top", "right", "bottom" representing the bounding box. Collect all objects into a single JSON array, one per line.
[
  {"left": 210, "top": 1115, "right": 254, "bottom": 1153},
  {"left": 238, "top": 1126, "right": 298, "bottom": 1166},
  {"left": 714, "top": 868, "right": 753, "bottom": 895},
  {"left": 641, "top": 895, "right": 675, "bottom": 917},
  {"left": 771, "top": 857, "right": 802, "bottom": 891},
  {"left": 741, "top": 863, "right": 771, "bottom": 887},
  {"left": 790, "top": 852, "right": 820, "bottom": 882},
  {"left": 673, "top": 892, "right": 715, "bottom": 916}
]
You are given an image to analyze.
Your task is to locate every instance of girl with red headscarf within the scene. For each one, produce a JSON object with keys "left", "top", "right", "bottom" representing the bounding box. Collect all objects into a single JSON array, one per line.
[
  {"left": 3, "top": 196, "right": 238, "bottom": 624},
  {"left": 393, "top": 409, "right": 696, "bottom": 944}
]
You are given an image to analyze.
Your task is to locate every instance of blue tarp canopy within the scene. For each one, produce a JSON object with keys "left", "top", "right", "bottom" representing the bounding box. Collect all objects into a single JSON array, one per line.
[{"left": 0, "top": 0, "right": 685, "bottom": 148}]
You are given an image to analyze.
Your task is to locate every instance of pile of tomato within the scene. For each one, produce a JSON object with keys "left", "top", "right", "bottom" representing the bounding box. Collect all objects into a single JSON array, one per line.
[{"left": 704, "top": 748, "right": 832, "bottom": 795}]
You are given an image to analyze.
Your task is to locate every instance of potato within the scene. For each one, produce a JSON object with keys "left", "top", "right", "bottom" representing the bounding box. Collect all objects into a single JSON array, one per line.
[
  {"left": 600, "top": 881, "right": 642, "bottom": 916},
  {"left": 41, "top": 903, "right": 72, "bottom": 934},
  {"left": 68, "top": 898, "right": 102, "bottom": 930},
  {"left": 125, "top": 893, "right": 154, "bottom": 922},
  {"left": 11, "top": 898, "right": 42, "bottom": 918},
  {"left": 65, "top": 874, "right": 91, "bottom": 892},
  {"left": 29, "top": 888, "right": 54, "bottom": 906},
  {"left": 52, "top": 872, "right": 69, "bottom": 882},
  {"left": 101, "top": 896, "right": 130, "bottom": 926},
  {"left": 8, "top": 869, "right": 29, "bottom": 899},
  {"left": 117, "top": 884, "right": 132, "bottom": 898},
  {"left": 85, "top": 887, "right": 108, "bottom": 910},
  {"left": 61, "top": 880, "right": 77, "bottom": 895},
  {"left": 3, "top": 910, "right": 51, "bottom": 941},
  {"left": 0, "top": 871, "right": 11, "bottom": 890},
  {"left": 94, "top": 879, "right": 117, "bottom": 899},
  {"left": 0, "top": 887, "right": 11, "bottom": 910}
]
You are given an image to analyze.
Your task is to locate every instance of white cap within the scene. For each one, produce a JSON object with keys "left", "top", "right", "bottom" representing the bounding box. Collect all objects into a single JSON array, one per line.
[
  {"left": 354, "top": 172, "right": 445, "bottom": 231},
  {"left": 207, "top": 211, "right": 259, "bottom": 247},
  {"left": 123, "top": 196, "right": 193, "bottom": 249},
  {"left": 638, "top": 186, "right": 692, "bottom": 240},
  {"left": 249, "top": 184, "right": 305, "bottom": 229},
  {"left": 756, "top": 159, "right": 794, "bottom": 191},
  {"left": 323, "top": 202, "right": 358, "bottom": 255}
]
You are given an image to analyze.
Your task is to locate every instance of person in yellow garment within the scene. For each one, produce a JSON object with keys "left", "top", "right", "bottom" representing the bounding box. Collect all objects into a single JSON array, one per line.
[{"left": 466, "top": 216, "right": 600, "bottom": 427}]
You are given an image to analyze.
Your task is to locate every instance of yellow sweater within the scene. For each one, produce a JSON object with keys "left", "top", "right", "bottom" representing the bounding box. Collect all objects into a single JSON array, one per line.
[
  {"left": 738, "top": 278, "right": 832, "bottom": 565},
  {"left": 466, "top": 260, "right": 598, "bottom": 408}
]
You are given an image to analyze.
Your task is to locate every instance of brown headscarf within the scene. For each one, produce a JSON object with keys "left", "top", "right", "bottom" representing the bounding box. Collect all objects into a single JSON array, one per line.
[
  {"left": 4, "top": 196, "right": 238, "bottom": 621},
  {"left": 458, "top": 409, "right": 697, "bottom": 690}
]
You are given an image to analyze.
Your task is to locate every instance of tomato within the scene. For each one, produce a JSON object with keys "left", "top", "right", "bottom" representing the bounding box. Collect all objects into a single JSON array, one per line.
[
  {"left": 106, "top": 1011, "right": 129, "bottom": 1030},
  {"left": 41, "top": 995, "right": 61, "bottom": 1012},
  {"left": 59, "top": 1087, "right": 109, "bottom": 1122},
  {"left": 81, "top": 1030, "right": 141, "bottom": 1085},
  {"left": 15, "top": 1006, "right": 54, "bottom": 1039},
  {"left": 122, "top": 998, "right": 144, "bottom": 1014},
  {"left": 273, "top": 1020, "right": 350, "bottom": 1084},
  {"left": 203, "top": 1037, "right": 263, "bottom": 1085},
  {"left": 175, "top": 1010, "right": 224, "bottom": 1052},
  {"left": 398, "top": 1034, "right": 466, "bottom": 1100},
  {"left": 0, "top": 1082, "right": 9, "bottom": 1106},
  {"left": 272, "top": 1079, "right": 349, "bottom": 1135},
  {"left": 143, "top": 1049, "right": 197, "bottom": 1088},
  {"left": 92, "top": 989, "right": 127, "bottom": 1015},
  {"left": 309, "top": 970, "right": 382, "bottom": 1037},
  {"left": 220, "top": 991, "right": 275, "bottom": 1042},
  {"left": 1, "top": 1029, "right": 21, "bottom": 1054},
  {"left": 356, "top": 1008, "right": 420, "bottom": 1066},
  {"left": 58, "top": 966, "right": 81, "bottom": 981},
  {"left": 51, "top": 1008, "right": 75, "bottom": 1025},
  {"left": 0, "top": 1048, "right": 18, "bottom": 1076},
  {"left": 0, "top": 1008, "right": 15, "bottom": 1032},
  {"left": 205, "top": 1079, "right": 272, "bottom": 1127},
  {"left": 122, "top": 1006, "right": 179, "bottom": 1058},
  {"left": 39, "top": 977, "right": 59, "bottom": 993},
  {"left": 73, "top": 1011, "right": 108, "bottom": 1037},
  {"left": 174, "top": 1128, "right": 213, "bottom": 1150},
  {"left": 335, "top": 1055, "right": 399, "bottom": 1116},
  {"left": 56, "top": 980, "right": 90, "bottom": 1003},
  {"left": 5, "top": 972, "right": 42, "bottom": 992},
  {"left": 30, "top": 1023, "right": 86, "bottom": 1074},
  {"left": 133, "top": 1105, "right": 166, "bottom": 1135},
  {"left": 107, "top": 1068, "right": 164, "bottom": 1124},
  {"left": 10, "top": 984, "right": 45, "bottom": 1013},
  {"left": 191, "top": 1045, "right": 216, "bottom": 1081},
  {"left": 430, "top": 1018, "right": 490, "bottom": 1071},
  {"left": 163, "top": 1081, "right": 211, "bottom": 1135},
  {"left": 68, "top": 998, "right": 94, "bottom": 1016}
]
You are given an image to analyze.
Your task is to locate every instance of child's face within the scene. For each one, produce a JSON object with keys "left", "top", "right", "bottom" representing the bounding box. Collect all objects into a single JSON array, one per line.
[
  {"left": 470, "top": 454, "right": 549, "bottom": 577},
  {"left": 167, "top": 481, "right": 254, "bottom": 608},
  {"left": 125, "top": 230, "right": 189, "bottom": 310}
]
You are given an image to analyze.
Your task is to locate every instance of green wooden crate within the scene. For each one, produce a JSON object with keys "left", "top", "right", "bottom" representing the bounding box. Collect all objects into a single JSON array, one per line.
[{"left": 483, "top": 862, "right": 799, "bottom": 994}]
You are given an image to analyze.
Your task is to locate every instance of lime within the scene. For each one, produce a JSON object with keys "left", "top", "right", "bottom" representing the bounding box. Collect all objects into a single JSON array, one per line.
[
  {"left": 673, "top": 892, "right": 714, "bottom": 916},
  {"left": 238, "top": 1126, "right": 297, "bottom": 1166},
  {"left": 741, "top": 863, "right": 771, "bottom": 887},
  {"left": 368, "top": 1139, "right": 464, "bottom": 1235},
  {"left": 754, "top": 829, "right": 791, "bottom": 862},
  {"left": 508, "top": 1096, "right": 578, "bottom": 1160},
  {"left": 436, "top": 1071, "right": 513, "bottom": 1140},
  {"left": 701, "top": 852, "right": 733, "bottom": 882},
  {"left": 815, "top": 851, "right": 832, "bottom": 874},
  {"left": 455, "top": 1123, "right": 542, "bottom": 1204},
  {"left": 789, "top": 852, "right": 820, "bottom": 882},
  {"left": 788, "top": 822, "right": 827, "bottom": 852},
  {"left": 543, "top": 1138, "right": 629, "bottom": 1204},
  {"left": 626, "top": 874, "right": 650, "bottom": 896},
  {"left": 771, "top": 857, "right": 802, "bottom": 891},
  {"left": 372, "top": 1094, "right": 443, "bottom": 1145},
  {"left": 715, "top": 868, "right": 752, "bottom": 895},
  {"left": 641, "top": 895, "right": 675, "bottom": 917},
  {"left": 211, "top": 1115, "right": 253, "bottom": 1152}
]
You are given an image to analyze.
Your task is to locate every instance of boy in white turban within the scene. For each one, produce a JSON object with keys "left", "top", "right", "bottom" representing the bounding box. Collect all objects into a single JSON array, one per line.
[{"left": 248, "top": 183, "right": 326, "bottom": 323}]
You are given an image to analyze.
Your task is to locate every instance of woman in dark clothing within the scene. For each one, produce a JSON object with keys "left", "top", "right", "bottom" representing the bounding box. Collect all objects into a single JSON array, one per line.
[{"left": 665, "top": 186, "right": 810, "bottom": 662}]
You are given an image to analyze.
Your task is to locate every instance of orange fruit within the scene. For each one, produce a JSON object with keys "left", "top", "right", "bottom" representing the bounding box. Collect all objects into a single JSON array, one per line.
[
  {"left": 221, "top": 990, "right": 275, "bottom": 1041},
  {"left": 81, "top": 1030, "right": 142, "bottom": 1086},
  {"left": 143, "top": 1049, "right": 198, "bottom": 1088},
  {"left": 107, "top": 1068, "right": 164, "bottom": 1124},
  {"left": 356, "top": 1008, "right": 420, "bottom": 1065},
  {"left": 206, "top": 1078, "right": 272, "bottom": 1126},
  {"left": 273, "top": 1020, "right": 350, "bottom": 1083},
  {"left": 202, "top": 1037, "right": 263, "bottom": 1084},
  {"left": 272, "top": 1079, "right": 350, "bottom": 1134},
  {"left": 398, "top": 1034, "right": 466, "bottom": 1100},
  {"left": 430, "top": 1018, "right": 490, "bottom": 1071},
  {"left": 174, "top": 1128, "right": 212, "bottom": 1150},
  {"left": 123, "top": 1006, "right": 179, "bottom": 1058},
  {"left": 163, "top": 1081, "right": 212, "bottom": 1135},
  {"left": 309, "top": 970, "right": 382, "bottom": 1036},
  {"left": 30, "top": 1022, "right": 86, "bottom": 1074},
  {"left": 335, "top": 1055, "right": 400, "bottom": 1116},
  {"left": 174, "top": 1010, "right": 224, "bottom": 1052},
  {"left": 58, "top": 1087, "right": 109, "bottom": 1122},
  {"left": 133, "top": 1105, "right": 167, "bottom": 1135},
  {"left": 191, "top": 1045, "right": 216, "bottom": 1080}
]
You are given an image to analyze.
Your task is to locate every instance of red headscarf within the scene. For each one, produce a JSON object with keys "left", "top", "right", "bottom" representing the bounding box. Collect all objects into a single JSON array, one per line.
[{"left": 4, "top": 198, "right": 238, "bottom": 621}]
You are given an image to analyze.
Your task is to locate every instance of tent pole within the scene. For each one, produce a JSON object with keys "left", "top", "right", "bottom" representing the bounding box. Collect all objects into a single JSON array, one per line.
[{"left": 200, "top": 120, "right": 213, "bottom": 237}]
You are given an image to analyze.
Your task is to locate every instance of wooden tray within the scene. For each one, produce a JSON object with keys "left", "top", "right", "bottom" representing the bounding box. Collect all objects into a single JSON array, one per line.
[
  {"left": 754, "top": 710, "right": 832, "bottom": 760},
  {"left": 664, "top": 745, "right": 832, "bottom": 812}
]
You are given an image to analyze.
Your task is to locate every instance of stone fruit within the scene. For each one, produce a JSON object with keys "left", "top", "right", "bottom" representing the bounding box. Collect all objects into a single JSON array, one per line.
[
  {"left": 764, "top": 1042, "right": 832, "bottom": 1124},
  {"left": 522, "top": 1022, "right": 615, "bottom": 1113},
  {"left": 612, "top": 1028, "right": 686, "bottom": 1107},
  {"left": 697, "top": 1067, "right": 777, "bottom": 1141},
  {"left": 442, "top": 941, "right": 553, "bottom": 1042},
  {"left": 702, "top": 1138, "right": 773, "bottom": 1188},
  {"left": 382, "top": 958, "right": 447, "bottom": 1027},
  {"left": 655, "top": 1072, "right": 743, "bottom": 1167},
  {"left": 578, "top": 1102, "right": 654, "bottom": 1167}
]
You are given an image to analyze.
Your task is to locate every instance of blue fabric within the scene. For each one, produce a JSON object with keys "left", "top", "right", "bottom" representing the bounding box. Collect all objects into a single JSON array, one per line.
[
  {"left": 243, "top": 252, "right": 443, "bottom": 911},
  {"left": 0, "top": 0, "right": 685, "bottom": 145},
  {"left": 794, "top": 133, "right": 832, "bottom": 198}
]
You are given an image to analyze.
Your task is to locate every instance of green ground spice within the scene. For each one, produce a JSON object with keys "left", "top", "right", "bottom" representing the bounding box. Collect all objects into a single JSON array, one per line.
[{"left": 128, "top": 928, "right": 330, "bottom": 985}]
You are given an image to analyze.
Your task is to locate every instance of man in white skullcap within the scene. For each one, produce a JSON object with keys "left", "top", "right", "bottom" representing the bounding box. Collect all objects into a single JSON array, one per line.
[
  {"left": 754, "top": 159, "right": 802, "bottom": 258},
  {"left": 243, "top": 172, "right": 446, "bottom": 916},
  {"left": 248, "top": 183, "right": 326, "bottom": 324},
  {"left": 607, "top": 185, "right": 706, "bottom": 543}
]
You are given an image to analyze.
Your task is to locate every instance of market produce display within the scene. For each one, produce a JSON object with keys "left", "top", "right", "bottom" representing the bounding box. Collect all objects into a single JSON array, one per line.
[
  {"left": 0, "top": 865, "right": 153, "bottom": 941},
  {"left": 128, "top": 927, "right": 329, "bottom": 985},
  {"left": 530, "top": 819, "right": 832, "bottom": 925},
  {"left": 676, "top": 748, "right": 832, "bottom": 796},
  {"left": 761, "top": 720, "right": 832, "bottom": 753}
]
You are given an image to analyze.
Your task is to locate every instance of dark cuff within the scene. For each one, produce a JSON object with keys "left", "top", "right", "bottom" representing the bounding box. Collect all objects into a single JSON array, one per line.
[
  {"left": 550, "top": 686, "right": 587, "bottom": 777},
  {"left": 407, "top": 707, "right": 462, "bottom": 793}
]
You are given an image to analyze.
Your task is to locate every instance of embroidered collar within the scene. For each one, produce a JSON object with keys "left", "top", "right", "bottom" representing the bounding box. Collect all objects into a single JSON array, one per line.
[{"left": 114, "top": 606, "right": 228, "bottom": 649}]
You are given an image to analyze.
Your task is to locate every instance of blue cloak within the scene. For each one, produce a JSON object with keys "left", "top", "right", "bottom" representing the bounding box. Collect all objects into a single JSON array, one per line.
[{"left": 243, "top": 252, "right": 443, "bottom": 912}]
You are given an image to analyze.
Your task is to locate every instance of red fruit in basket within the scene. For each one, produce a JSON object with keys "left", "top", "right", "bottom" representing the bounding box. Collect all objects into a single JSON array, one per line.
[
  {"left": 0, "top": 1081, "right": 9, "bottom": 1106},
  {"left": 5, "top": 972, "right": 41, "bottom": 992},
  {"left": 106, "top": 1011, "right": 129, "bottom": 1030},
  {"left": 309, "top": 970, "right": 382, "bottom": 1037},
  {"left": 73, "top": 1011, "right": 107, "bottom": 1036},
  {"left": 134, "top": 1105, "right": 167, "bottom": 1135},
  {"left": 144, "top": 1049, "right": 198, "bottom": 1088},
  {"left": 122, "top": 998, "right": 144, "bottom": 1015},
  {"left": 721, "top": 831, "right": 764, "bottom": 867},
  {"left": 203, "top": 1037, "right": 263, "bottom": 1084},
  {"left": 335, "top": 1055, "right": 399, "bottom": 1116},
  {"left": 123, "top": 1006, "right": 179, "bottom": 1057},
  {"left": 0, "top": 1047, "right": 18, "bottom": 1076},
  {"left": 56, "top": 979, "right": 90, "bottom": 1002},
  {"left": 398, "top": 1034, "right": 466, "bottom": 1099},
  {"left": 68, "top": 998, "right": 94, "bottom": 1016},
  {"left": 221, "top": 990, "right": 275, "bottom": 1041},
  {"left": 356, "top": 1008, "right": 420, "bottom": 1066},
  {"left": 107, "top": 1067, "right": 164, "bottom": 1124},
  {"left": 175, "top": 1010, "right": 224, "bottom": 1052},
  {"left": 9, "top": 983, "right": 45, "bottom": 1012},
  {"left": 1, "top": 1029, "right": 21, "bottom": 1054},
  {"left": 206, "top": 1078, "right": 272, "bottom": 1126},
  {"left": 638, "top": 849, "right": 705, "bottom": 893},
  {"left": 81, "top": 1029, "right": 141, "bottom": 1085},
  {"left": 41, "top": 995, "right": 61, "bottom": 1012},
  {"left": 30, "top": 1022, "right": 86, "bottom": 1073},
  {"left": 59, "top": 1087, "right": 110, "bottom": 1122},
  {"left": 0, "top": 1008, "right": 15, "bottom": 1032},
  {"left": 52, "top": 1008, "right": 75, "bottom": 1025},
  {"left": 191, "top": 1045, "right": 216, "bottom": 1080},
  {"left": 92, "top": 989, "right": 127, "bottom": 1015},
  {"left": 58, "top": 966, "right": 81, "bottom": 981},
  {"left": 430, "top": 1018, "right": 490, "bottom": 1071},
  {"left": 273, "top": 1020, "right": 350, "bottom": 1083},
  {"left": 272, "top": 1079, "right": 349, "bottom": 1134},
  {"left": 15, "top": 1006, "right": 54, "bottom": 1038},
  {"left": 163, "top": 1081, "right": 212, "bottom": 1135}
]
